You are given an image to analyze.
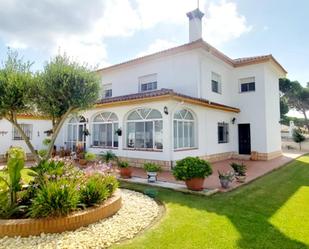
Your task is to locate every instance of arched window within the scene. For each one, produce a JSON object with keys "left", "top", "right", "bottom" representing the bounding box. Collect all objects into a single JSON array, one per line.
[
  {"left": 92, "top": 112, "right": 119, "bottom": 148},
  {"left": 67, "top": 116, "right": 86, "bottom": 151},
  {"left": 126, "top": 108, "right": 163, "bottom": 150},
  {"left": 173, "top": 109, "right": 195, "bottom": 149}
]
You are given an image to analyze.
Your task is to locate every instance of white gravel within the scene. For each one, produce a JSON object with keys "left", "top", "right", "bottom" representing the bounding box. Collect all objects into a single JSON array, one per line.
[{"left": 0, "top": 189, "right": 160, "bottom": 249}]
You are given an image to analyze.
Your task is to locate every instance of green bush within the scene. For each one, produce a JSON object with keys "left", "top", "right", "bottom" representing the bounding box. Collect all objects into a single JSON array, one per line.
[
  {"left": 7, "top": 146, "right": 26, "bottom": 161},
  {"left": 143, "top": 163, "right": 161, "bottom": 172},
  {"left": 79, "top": 174, "right": 111, "bottom": 207},
  {"left": 29, "top": 179, "right": 79, "bottom": 218},
  {"left": 85, "top": 152, "right": 96, "bottom": 161},
  {"left": 100, "top": 150, "right": 117, "bottom": 163},
  {"left": 230, "top": 162, "right": 247, "bottom": 176},
  {"left": 38, "top": 149, "right": 47, "bottom": 158},
  {"left": 172, "top": 157, "right": 212, "bottom": 181},
  {"left": 42, "top": 138, "right": 52, "bottom": 146},
  {"left": 118, "top": 160, "right": 129, "bottom": 168},
  {"left": 102, "top": 175, "right": 118, "bottom": 196}
]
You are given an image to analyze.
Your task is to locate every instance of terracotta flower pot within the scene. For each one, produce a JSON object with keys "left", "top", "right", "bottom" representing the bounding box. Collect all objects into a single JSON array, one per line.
[
  {"left": 185, "top": 177, "right": 205, "bottom": 191},
  {"left": 79, "top": 159, "right": 87, "bottom": 166},
  {"left": 119, "top": 167, "right": 132, "bottom": 179}
]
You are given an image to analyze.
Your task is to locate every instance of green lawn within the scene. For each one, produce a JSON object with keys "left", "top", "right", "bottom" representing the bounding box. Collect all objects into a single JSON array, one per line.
[{"left": 114, "top": 155, "right": 309, "bottom": 249}]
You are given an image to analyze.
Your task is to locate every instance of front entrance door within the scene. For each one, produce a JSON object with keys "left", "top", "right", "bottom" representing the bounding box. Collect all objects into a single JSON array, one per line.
[{"left": 238, "top": 124, "right": 251, "bottom": 155}]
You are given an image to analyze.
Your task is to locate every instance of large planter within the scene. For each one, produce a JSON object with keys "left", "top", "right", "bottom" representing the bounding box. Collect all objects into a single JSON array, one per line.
[
  {"left": 185, "top": 177, "right": 205, "bottom": 191},
  {"left": 119, "top": 167, "right": 132, "bottom": 179},
  {"left": 236, "top": 175, "right": 246, "bottom": 183},
  {"left": 0, "top": 190, "right": 122, "bottom": 237}
]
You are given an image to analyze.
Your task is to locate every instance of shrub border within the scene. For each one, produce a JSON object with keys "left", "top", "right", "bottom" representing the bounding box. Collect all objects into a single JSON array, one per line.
[{"left": 0, "top": 190, "right": 122, "bottom": 237}]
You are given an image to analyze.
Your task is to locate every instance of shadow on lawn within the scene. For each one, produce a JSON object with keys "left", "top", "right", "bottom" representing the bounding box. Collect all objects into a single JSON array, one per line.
[{"left": 161, "top": 157, "right": 309, "bottom": 249}]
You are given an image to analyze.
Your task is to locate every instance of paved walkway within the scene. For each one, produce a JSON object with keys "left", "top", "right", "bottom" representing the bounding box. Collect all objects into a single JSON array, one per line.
[{"left": 125, "top": 151, "right": 306, "bottom": 192}]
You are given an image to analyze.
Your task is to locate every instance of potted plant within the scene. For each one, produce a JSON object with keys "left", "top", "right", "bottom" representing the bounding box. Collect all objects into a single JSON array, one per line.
[
  {"left": 100, "top": 150, "right": 118, "bottom": 166},
  {"left": 218, "top": 170, "right": 234, "bottom": 189},
  {"left": 143, "top": 163, "right": 161, "bottom": 182},
  {"left": 115, "top": 128, "right": 122, "bottom": 136},
  {"left": 118, "top": 160, "right": 132, "bottom": 178},
  {"left": 172, "top": 157, "right": 212, "bottom": 191},
  {"left": 230, "top": 162, "right": 247, "bottom": 183}
]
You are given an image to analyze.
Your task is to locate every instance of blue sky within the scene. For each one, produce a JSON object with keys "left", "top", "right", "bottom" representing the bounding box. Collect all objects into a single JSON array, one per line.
[{"left": 0, "top": 0, "right": 308, "bottom": 86}]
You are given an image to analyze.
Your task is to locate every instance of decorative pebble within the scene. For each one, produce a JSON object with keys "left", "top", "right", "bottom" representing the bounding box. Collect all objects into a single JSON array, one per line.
[{"left": 0, "top": 189, "right": 159, "bottom": 249}]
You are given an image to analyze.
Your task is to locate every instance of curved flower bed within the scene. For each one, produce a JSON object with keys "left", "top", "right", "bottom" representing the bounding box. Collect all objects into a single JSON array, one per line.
[
  {"left": 0, "top": 190, "right": 122, "bottom": 237},
  {"left": 0, "top": 189, "right": 160, "bottom": 249}
]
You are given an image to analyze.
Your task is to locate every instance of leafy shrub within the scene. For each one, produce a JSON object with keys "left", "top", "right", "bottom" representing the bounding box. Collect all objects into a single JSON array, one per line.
[
  {"left": 43, "top": 138, "right": 52, "bottom": 146},
  {"left": 85, "top": 152, "right": 96, "bottom": 161},
  {"left": 118, "top": 160, "right": 129, "bottom": 168},
  {"left": 38, "top": 149, "right": 47, "bottom": 158},
  {"left": 172, "top": 157, "right": 212, "bottom": 181},
  {"left": 34, "top": 160, "right": 65, "bottom": 178},
  {"left": 29, "top": 179, "right": 79, "bottom": 218},
  {"left": 143, "top": 163, "right": 161, "bottom": 172},
  {"left": 218, "top": 170, "right": 234, "bottom": 182},
  {"left": 230, "top": 162, "right": 247, "bottom": 176},
  {"left": 79, "top": 174, "right": 110, "bottom": 207},
  {"left": 102, "top": 175, "right": 118, "bottom": 196},
  {"left": 100, "top": 150, "right": 117, "bottom": 163},
  {"left": 7, "top": 146, "right": 26, "bottom": 161}
]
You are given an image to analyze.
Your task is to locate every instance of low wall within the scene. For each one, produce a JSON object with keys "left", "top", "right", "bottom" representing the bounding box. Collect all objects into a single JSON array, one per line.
[{"left": 0, "top": 190, "right": 122, "bottom": 237}]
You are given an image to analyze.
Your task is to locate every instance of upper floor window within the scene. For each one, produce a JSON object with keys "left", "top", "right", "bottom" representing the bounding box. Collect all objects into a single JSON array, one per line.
[
  {"left": 92, "top": 112, "right": 119, "bottom": 148},
  {"left": 239, "top": 77, "right": 255, "bottom": 93},
  {"left": 103, "top": 83, "right": 112, "bottom": 98},
  {"left": 126, "top": 108, "right": 163, "bottom": 150},
  {"left": 139, "top": 74, "right": 157, "bottom": 92},
  {"left": 211, "top": 72, "right": 222, "bottom": 94},
  {"left": 218, "top": 122, "right": 229, "bottom": 143},
  {"left": 173, "top": 109, "right": 195, "bottom": 150},
  {"left": 13, "top": 124, "right": 33, "bottom": 140}
]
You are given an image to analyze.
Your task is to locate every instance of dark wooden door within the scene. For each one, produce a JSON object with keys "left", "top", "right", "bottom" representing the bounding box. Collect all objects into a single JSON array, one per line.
[{"left": 238, "top": 124, "right": 251, "bottom": 155}]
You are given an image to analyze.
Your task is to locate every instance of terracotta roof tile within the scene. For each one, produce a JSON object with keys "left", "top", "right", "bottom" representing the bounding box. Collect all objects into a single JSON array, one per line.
[
  {"left": 96, "top": 39, "right": 287, "bottom": 74},
  {"left": 96, "top": 88, "right": 240, "bottom": 113}
]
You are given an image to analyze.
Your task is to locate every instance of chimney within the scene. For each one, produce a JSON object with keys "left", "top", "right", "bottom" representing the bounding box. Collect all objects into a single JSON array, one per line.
[{"left": 186, "top": 8, "right": 204, "bottom": 42}]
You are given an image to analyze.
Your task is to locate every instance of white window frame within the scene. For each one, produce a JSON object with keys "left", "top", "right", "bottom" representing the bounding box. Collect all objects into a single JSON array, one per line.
[
  {"left": 173, "top": 109, "right": 196, "bottom": 150},
  {"left": 102, "top": 83, "right": 112, "bottom": 98},
  {"left": 239, "top": 77, "right": 256, "bottom": 93},
  {"left": 139, "top": 74, "right": 158, "bottom": 92},
  {"left": 211, "top": 72, "right": 222, "bottom": 94},
  {"left": 125, "top": 108, "right": 163, "bottom": 150},
  {"left": 218, "top": 122, "right": 229, "bottom": 144},
  {"left": 92, "top": 112, "right": 119, "bottom": 148},
  {"left": 12, "top": 124, "right": 33, "bottom": 141}
]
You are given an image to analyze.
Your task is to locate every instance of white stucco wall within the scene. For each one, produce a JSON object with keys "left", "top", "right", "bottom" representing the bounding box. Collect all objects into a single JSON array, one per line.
[
  {"left": 0, "top": 118, "right": 52, "bottom": 155},
  {"left": 99, "top": 50, "right": 200, "bottom": 98}
]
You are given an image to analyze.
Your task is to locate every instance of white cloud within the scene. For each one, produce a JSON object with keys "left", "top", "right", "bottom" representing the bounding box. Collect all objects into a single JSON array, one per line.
[
  {"left": 203, "top": 1, "right": 252, "bottom": 46},
  {"left": 137, "top": 39, "right": 180, "bottom": 57},
  {"left": 0, "top": 0, "right": 251, "bottom": 66}
]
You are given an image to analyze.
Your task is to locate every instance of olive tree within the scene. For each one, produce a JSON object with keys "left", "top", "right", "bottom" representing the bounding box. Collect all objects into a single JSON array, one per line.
[
  {"left": 0, "top": 50, "right": 39, "bottom": 161},
  {"left": 0, "top": 51, "right": 101, "bottom": 162}
]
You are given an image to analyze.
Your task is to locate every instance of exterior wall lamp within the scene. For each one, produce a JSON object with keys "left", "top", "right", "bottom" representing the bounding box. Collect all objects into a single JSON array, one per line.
[
  {"left": 231, "top": 117, "right": 236, "bottom": 124},
  {"left": 164, "top": 106, "right": 169, "bottom": 115}
]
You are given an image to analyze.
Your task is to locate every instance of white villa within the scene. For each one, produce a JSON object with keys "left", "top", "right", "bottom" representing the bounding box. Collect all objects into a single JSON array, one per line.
[{"left": 0, "top": 8, "right": 287, "bottom": 169}]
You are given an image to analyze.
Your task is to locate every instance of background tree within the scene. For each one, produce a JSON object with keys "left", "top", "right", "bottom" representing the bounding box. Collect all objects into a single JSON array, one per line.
[
  {"left": 279, "top": 78, "right": 309, "bottom": 130},
  {"left": 292, "top": 129, "right": 306, "bottom": 150},
  {"left": 0, "top": 51, "right": 101, "bottom": 162},
  {"left": 280, "top": 97, "right": 289, "bottom": 120}
]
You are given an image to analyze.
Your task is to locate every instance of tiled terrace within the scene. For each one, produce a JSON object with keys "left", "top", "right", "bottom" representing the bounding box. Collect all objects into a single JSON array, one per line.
[{"left": 123, "top": 151, "right": 305, "bottom": 192}]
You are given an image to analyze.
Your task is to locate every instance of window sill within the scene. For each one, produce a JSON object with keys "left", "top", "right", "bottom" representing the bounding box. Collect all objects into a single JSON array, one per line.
[
  {"left": 124, "top": 148, "right": 163, "bottom": 152},
  {"left": 174, "top": 147, "right": 198, "bottom": 152},
  {"left": 90, "top": 146, "right": 118, "bottom": 150}
]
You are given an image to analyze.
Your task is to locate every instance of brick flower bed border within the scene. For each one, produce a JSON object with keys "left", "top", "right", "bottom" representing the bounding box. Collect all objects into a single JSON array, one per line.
[{"left": 0, "top": 190, "right": 122, "bottom": 237}]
